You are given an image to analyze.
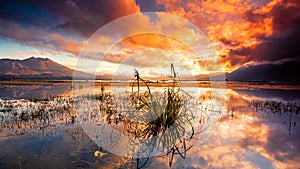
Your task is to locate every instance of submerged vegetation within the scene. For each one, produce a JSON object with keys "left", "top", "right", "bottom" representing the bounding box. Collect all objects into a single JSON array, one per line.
[
  {"left": 0, "top": 97, "right": 75, "bottom": 136},
  {"left": 249, "top": 100, "right": 300, "bottom": 115},
  {"left": 249, "top": 100, "right": 300, "bottom": 135}
]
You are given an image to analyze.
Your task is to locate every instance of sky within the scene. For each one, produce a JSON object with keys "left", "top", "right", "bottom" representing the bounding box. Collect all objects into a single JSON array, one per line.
[{"left": 0, "top": 0, "right": 299, "bottom": 78}]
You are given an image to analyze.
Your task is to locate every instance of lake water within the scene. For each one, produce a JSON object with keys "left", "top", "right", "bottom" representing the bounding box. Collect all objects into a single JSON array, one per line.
[{"left": 0, "top": 82, "right": 299, "bottom": 168}]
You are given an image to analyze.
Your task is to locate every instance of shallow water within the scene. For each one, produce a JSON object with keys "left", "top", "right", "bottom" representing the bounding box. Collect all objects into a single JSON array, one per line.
[
  {"left": 0, "top": 82, "right": 299, "bottom": 168},
  {"left": 0, "top": 83, "right": 71, "bottom": 99}
]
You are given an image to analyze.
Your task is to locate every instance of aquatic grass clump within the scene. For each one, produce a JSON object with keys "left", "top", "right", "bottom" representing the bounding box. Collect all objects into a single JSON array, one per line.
[
  {"left": 125, "top": 68, "right": 194, "bottom": 137},
  {"left": 130, "top": 89, "right": 194, "bottom": 167},
  {"left": 123, "top": 68, "right": 196, "bottom": 167},
  {"left": 128, "top": 88, "right": 193, "bottom": 138}
]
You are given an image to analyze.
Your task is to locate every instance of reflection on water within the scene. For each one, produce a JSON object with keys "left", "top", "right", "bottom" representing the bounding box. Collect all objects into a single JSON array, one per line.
[
  {"left": 0, "top": 83, "right": 71, "bottom": 99},
  {"left": 0, "top": 83, "right": 300, "bottom": 168},
  {"left": 236, "top": 89, "right": 300, "bottom": 102},
  {"left": 162, "top": 91, "right": 300, "bottom": 169},
  {"left": 249, "top": 100, "right": 299, "bottom": 135}
]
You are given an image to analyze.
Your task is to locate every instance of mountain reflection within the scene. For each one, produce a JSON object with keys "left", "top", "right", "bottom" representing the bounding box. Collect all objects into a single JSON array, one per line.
[{"left": 0, "top": 83, "right": 71, "bottom": 99}]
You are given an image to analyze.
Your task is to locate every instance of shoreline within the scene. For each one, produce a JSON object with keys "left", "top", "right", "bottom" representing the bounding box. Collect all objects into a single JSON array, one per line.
[{"left": 0, "top": 80, "right": 300, "bottom": 90}]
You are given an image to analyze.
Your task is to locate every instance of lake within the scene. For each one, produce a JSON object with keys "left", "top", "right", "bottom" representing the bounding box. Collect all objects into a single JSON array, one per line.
[{"left": 0, "top": 81, "right": 299, "bottom": 169}]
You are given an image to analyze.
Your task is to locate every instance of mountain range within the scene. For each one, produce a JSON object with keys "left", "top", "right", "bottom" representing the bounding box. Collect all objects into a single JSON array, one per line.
[
  {"left": 0, "top": 57, "right": 91, "bottom": 80},
  {"left": 0, "top": 57, "right": 299, "bottom": 81},
  {"left": 225, "top": 60, "right": 300, "bottom": 82}
]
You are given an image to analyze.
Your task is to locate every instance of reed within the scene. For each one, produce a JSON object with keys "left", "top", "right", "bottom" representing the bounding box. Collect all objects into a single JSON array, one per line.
[{"left": 124, "top": 69, "right": 195, "bottom": 168}]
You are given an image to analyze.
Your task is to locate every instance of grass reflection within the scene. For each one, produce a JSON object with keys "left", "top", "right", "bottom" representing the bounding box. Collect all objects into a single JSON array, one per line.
[
  {"left": 0, "top": 97, "right": 75, "bottom": 136},
  {"left": 249, "top": 100, "right": 300, "bottom": 135}
]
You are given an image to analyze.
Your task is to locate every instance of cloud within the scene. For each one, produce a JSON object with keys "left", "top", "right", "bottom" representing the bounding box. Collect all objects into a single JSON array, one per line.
[
  {"left": 157, "top": 0, "right": 300, "bottom": 71},
  {"left": 0, "top": 22, "right": 45, "bottom": 42},
  {"left": 48, "top": 33, "right": 86, "bottom": 54},
  {"left": 75, "top": 12, "right": 224, "bottom": 75},
  {"left": 1, "top": 0, "right": 141, "bottom": 38},
  {"left": 52, "top": 0, "right": 140, "bottom": 37},
  {"left": 269, "top": 0, "right": 300, "bottom": 32},
  {"left": 228, "top": 0, "right": 300, "bottom": 66},
  {"left": 102, "top": 45, "right": 178, "bottom": 69},
  {"left": 1, "top": 0, "right": 299, "bottom": 74},
  {"left": 0, "top": 0, "right": 142, "bottom": 62},
  {"left": 136, "top": 0, "right": 166, "bottom": 12},
  {"left": 249, "top": 0, "right": 300, "bottom": 63},
  {"left": 0, "top": 22, "right": 86, "bottom": 55},
  {"left": 251, "top": 26, "right": 300, "bottom": 62}
]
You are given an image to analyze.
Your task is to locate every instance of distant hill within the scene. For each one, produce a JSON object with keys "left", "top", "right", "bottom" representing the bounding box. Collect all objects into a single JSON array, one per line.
[
  {"left": 226, "top": 61, "right": 300, "bottom": 82},
  {"left": 187, "top": 61, "right": 300, "bottom": 82},
  {"left": 0, "top": 57, "right": 92, "bottom": 80}
]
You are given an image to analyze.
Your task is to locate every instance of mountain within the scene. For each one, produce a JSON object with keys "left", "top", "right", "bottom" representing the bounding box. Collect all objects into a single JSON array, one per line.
[
  {"left": 2, "top": 57, "right": 298, "bottom": 82},
  {"left": 184, "top": 60, "right": 300, "bottom": 82},
  {"left": 0, "top": 57, "right": 92, "bottom": 80},
  {"left": 226, "top": 61, "right": 300, "bottom": 82}
]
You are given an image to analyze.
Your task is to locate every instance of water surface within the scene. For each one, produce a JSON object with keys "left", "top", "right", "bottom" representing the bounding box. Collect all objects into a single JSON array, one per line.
[{"left": 0, "top": 82, "right": 299, "bottom": 168}]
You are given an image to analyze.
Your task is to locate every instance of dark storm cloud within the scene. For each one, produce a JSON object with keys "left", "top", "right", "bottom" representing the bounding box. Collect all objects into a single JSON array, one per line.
[
  {"left": 250, "top": 0, "right": 300, "bottom": 62},
  {"left": 135, "top": 0, "right": 165, "bottom": 12},
  {"left": 0, "top": 0, "right": 140, "bottom": 38},
  {"left": 227, "top": 19, "right": 300, "bottom": 81},
  {"left": 229, "top": 0, "right": 300, "bottom": 65},
  {"left": 251, "top": 24, "right": 300, "bottom": 62},
  {"left": 0, "top": 0, "right": 59, "bottom": 28},
  {"left": 243, "top": 0, "right": 300, "bottom": 33},
  {"left": 270, "top": 0, "right": 300, "bottom": 32},
  {"left": 51, "top": 0, "right": 140, "bottom": 37},
  {"left": 0, "top": 0, "right": 142, "bottom": 56},
  {"left": 229, "top": 19, "right": 300, "bottom": 65}
]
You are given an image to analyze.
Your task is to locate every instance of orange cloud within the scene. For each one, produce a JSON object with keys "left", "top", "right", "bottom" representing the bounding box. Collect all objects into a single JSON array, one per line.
[
  {"left": 156, "top": 0, "right": 281, "bottom": 72},
  {"left": 105, "top": 0, "right": 140, "bottom": 21},
  {"left": 98, "top": 32, "right": 223, "bottom": 76},
  {"left": 121, "top": 34, "right": 174, "bottom": 50},
  {"left": 49, "top": 33, "right": 87, "bottom": 55}
]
